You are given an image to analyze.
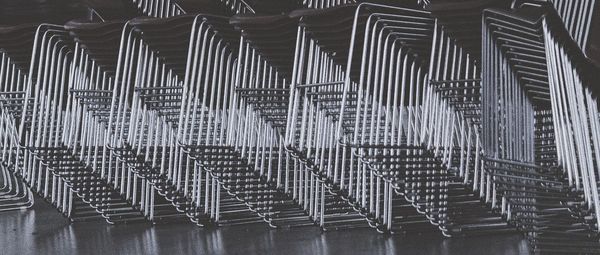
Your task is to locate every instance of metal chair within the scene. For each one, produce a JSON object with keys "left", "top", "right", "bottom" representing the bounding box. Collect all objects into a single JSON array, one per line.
[
  {"left": 285, "top": 3, "right": 441, "bottom": 233},
  {"left": 176, "top": 12, "right": 313, "bottom": 228},
  {"left": 15, "top": 23, "right": 147, "bottom": 223},
  {"left": 0, "top": 24, "right": 37, "bottom": 212},
  {"left": 418, "top": 0, "right": 516, "bottom": 237},
  {"left": 223, "top": 1, "right": 375, "bottom": 231},
  {"left": 482, "top": 1, "right": 600, "bottom": 252},
  {"left": 103, "top": 0, "right": 309, "bottom": 227}
]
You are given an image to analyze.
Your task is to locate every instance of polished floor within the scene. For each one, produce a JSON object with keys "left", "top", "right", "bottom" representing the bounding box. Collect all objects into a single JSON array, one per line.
[{"left": 0, "top": 197, "right": 531, "bottom": 255}]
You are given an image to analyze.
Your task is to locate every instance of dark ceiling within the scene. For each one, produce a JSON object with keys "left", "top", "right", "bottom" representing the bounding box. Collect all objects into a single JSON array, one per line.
[{"left": 0, "top": 0, "right": 89, "bottom": 25}]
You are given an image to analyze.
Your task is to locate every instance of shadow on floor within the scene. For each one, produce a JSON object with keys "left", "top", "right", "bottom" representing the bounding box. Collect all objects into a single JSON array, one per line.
[{"left": 0, "top": 197, "right": 531, "bottom": 255}]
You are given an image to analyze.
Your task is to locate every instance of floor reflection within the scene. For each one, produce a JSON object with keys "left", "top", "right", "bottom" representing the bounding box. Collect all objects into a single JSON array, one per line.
[{"left": 0, "top": 198, "right": 530, "bottom": 255}]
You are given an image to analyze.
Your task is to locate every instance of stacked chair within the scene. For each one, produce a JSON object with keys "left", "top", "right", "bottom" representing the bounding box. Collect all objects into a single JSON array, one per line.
[
  {"left": 1, "top": 0, "right": 600, "bottom": 253},
  {"left": 20, "top": 19, "right": 157, "bottom": 223},
  {"left": 65, "top": 17, "right": 192, "bottom": 224},
  {"left": 420, "top": 0, "right": 517, "bottom": 236},
  {"left": 0, "top": 25, "right": 36, "bottom": 212},
  {"left": 228, "top": 6, "right": 365, "bottom": 231},
  {"left": 0, "top": 0, "right": 94, "bottom": 214},
  {"left": 482, "top": 0, "right": 600, "bottom": 253},
  {"left": 14, "top": 23, "right": 145, "bottom": 223},
  {"left": 286, "top": 2, "right": 442, "bottom": 234},
  {"left": 325, "top": 1, "right": 520, "bottom": 236}
]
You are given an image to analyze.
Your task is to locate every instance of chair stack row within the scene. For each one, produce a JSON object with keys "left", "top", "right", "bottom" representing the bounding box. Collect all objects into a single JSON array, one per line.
[{"left": 0, "top": 0, "right": 599, "bottom": 253}]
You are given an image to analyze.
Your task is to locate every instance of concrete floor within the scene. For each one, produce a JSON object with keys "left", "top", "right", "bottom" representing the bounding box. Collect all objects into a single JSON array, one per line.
[{"left": 0, "top": 197, "right": 531, "bottom": 255}]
